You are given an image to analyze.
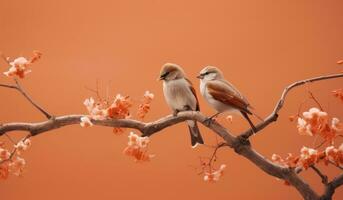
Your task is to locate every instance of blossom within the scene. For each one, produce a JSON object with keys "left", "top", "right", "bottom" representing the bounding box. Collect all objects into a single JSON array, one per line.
[
  {"left": 284, "top": 153, "right": 299, "bottom": 168},
  {"left": 289, "top": 115, "right": 296, "bottom": 122},
  {"left": 298, "top": 146, "right": 319, "bottom": 169},
  {"left": 82, "top": 94, "right": 132, "bottom": 129},
  {"left": 28, "top": 51, "right": 42, "bottom": 64},
  {"left": 3, "top": 57, "right": 30, "bottom": 78},
  {"left": 302, "top": 108, "right": 328, "bottom": 133},
  {"left": 84, "top": 97, "right": 95, "bottom": 109},
  {"left": 324, "top": 144, "right": 343, "bottom": 167},
  {"left": 0, "top": 164, "right": 9, "bottom": 180},
  {"left": 83, "top": 97, "right": 108, "bottom": 120},
  {"left": 271, "top": 153, "right": 298, "bottom": 168},
  {"left": 127, "top": 132, "right": 140, "bottom": 146},
  {"left": 137, "top": 91, "right": 154, "bottom": 119},
  {"left": 331, "top": 118, "right": 342, "bottom": 132},
  {"left": 113, "top": 127, "right": 125, "bottom": 135},
  {"left": 80, "top": 116, "right": 93, "bottom": 127},
  {"left": 296, "top": 108, "right": 340, "bottom": 143},
  {"left": 9, "top": 156, "right": 26, "bottom": 176},
  {"left": 271, "top": 154, "right": 284, "bottom": 164},
  {"left": 332, "top": 89, "right": 343, "bottom": 102},
  {"left": 3, "top": 51, "right": 42, "bottom": 79},
  {"left": 143, "top": 90, "right": 154, "bottom": 100},
  {"left": 14, "top": 139, "right": 31, "bottom": 155},
  {"left": 127, "top": 132, "right": 150, "bottom": 148},
  {"left": 123, "top": 132, "right": 154, "bottom": 162},
  {"left": 270, "top": 148, "right": 319, "bottom": 171},
  {"left": 225, "top": 115, "right": 233, "bottom": 123},
  {"left": 0, "top": 148, "right": 11, "bottom": 161},
  {"left": 203, "top": 164, "right": 226, "bottom": 182},
  {"left": 107, "top": 94, "right": 132, "bottom": 119},
  {"left": 297, "top": 117, "right": 313, "bottom": 136}
]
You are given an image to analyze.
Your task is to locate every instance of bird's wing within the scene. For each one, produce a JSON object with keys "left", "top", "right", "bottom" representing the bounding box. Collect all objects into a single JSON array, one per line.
[
  {"left": 206, "top": 80, "right": 251, "bottom": 114},
  {"left": 219, "top": 79, "right": 250, "bottom": 104},
  {"left": 185, "top": 78, "right": 200, "bottom": 111}
]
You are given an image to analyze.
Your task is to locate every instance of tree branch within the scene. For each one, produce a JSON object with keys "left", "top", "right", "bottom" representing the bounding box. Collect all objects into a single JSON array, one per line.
[
  {"left": 0, "top": 111, "right": 319, "bottom": 200},
  {"left": 1, "top": 73, "right": 342, "bottom": 200},
  {"left": 321, "top": 174, "right": 343, "bottom": 200},
  {"left": 0, "top": 83, "right": 17, "bottom": 89},
  {"left": 311, "top": 165, "right": 328, "bottom": 185},
  {"left": 240, "top": 73, "right": 343, "bottom": 139},
  {"left": 0, "top": 80, "right": 52, "bottom": 119}
]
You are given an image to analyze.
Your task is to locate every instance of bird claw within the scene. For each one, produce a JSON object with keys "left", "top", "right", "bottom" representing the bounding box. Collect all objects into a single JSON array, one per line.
[
  {"left": 173, "top": 110, "right": 180, "bottom": 117},
  {"left": 203, "top": 117, "right": 215, "bottom": 126}
]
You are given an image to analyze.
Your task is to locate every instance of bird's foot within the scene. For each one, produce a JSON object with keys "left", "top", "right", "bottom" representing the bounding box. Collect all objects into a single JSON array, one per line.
[
  {"left": 183, "top": 105, "right": 192, "bottom": 111},
  {"left": 203, "top": 117, "right": 216, "bottom": 126},
  {"left": 173, "top": 109, "right": 180, "bottom": 117}
]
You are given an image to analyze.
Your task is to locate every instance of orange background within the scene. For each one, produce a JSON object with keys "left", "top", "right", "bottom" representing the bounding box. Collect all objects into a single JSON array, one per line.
[{"left": 0, "top": 0, "right": 342, "bottom": 199}]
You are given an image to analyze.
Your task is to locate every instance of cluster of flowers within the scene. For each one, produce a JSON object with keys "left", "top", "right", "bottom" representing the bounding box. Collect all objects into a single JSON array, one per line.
[
  {"left": 3, "top": 51, "right": 42, "bottom": 79},
  {"left": 80, "top": 94, "right": 133, "bottom": 128},
  {"left": 123, "top": 132, "right": 155, "bottom": 162},
  {"left": 325, "top": 145, "right": 343, "bottom": 167},
  {"left": 272, "top": 144, "right": 343, "bottom": 170},
  {"left": 137, "top": 91, "right": 154, "bottom": 119},
  {"left": 80, "top": 92, "right": 155, "bottom": 162},
  {"left": 80, "top": 91, "right": 154, "bottom": 134},
  {"left": 203, "top": 164, "right": 226, "bottom": 182},
  {"left": 198, "top": 153, "right": 227, "bottom": 183},
  {"left": 0, "top": 139, "right": 31, "bottom": 180},
  {"left": 332, "top": 89, "right": 343, "bottom": 102},
  {"left": 296, "top": 107, "right": 342, "bottom": 142}
]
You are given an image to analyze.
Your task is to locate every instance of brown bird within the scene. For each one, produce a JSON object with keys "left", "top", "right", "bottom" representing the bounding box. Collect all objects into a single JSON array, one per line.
[
  {"left": 159, "top": 63, "right": 204, "bottom": 147},
  {"left": 197, "top": 66, "right": 262, "bottom": 132}
]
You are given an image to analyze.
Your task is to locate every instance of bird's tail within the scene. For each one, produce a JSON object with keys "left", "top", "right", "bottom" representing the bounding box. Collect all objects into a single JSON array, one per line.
[
  {"left": 248, "top": 106, "right": 264, "bottom": 121},
  {"left": 251, "top": 111, "right": 264, "bottom": 122},
  {"left": 187, "top": 120, "right": 204, "bottom": 148},
  {"left": 241, "top": 111, "right": 258, "bottom": 133}
]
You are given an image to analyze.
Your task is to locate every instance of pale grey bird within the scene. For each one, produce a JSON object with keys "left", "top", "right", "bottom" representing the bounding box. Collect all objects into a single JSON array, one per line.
[
  {"left": 197, "top": 66, "right": 262, "bottom": 132},
  {"left": 159, "top": 63, "right": 204, "bottom": 147}
]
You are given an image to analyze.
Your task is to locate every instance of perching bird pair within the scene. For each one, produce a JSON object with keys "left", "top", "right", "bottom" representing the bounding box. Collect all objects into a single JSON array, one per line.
[{"left": 159, "top": 63, "right": 261, "bottom": 148}]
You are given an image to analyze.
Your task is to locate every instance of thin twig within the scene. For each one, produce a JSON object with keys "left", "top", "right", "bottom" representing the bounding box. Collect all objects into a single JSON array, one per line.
[
  {"left": 297, "top": 97, "right": 309, "bottom": 117},
  {"left": 314, "top": 139, "right": 327, "bottom": 149},
  {"left": 0, "top": 134, "right": 31, "bottom": 165},
  {"left": 0, "top": 83, "right": 17, "bottom": 89},
  {"left": 14, "top": 79, "right": 52, "bottom": 119},
  {"left": 208, "top": 142, "right": 227, "bottom": 167},
  {"left": 0, "top": 52, "right": 10, "bottom": 64},
  {"left": 4, "top": 133, "right": 16, "bottom": 144},
  {"left": 0, "top": 81, "right": 52, "bottom": 119},
  {"left": 311, "top": 165, "right": 328, "bottom": 184},
  {"left": 307, "top": 90, "right": 324, "bottom": 111},
  {"left": 328, "top": 161, "right": 343, "bottom": 170},
  {"left": 240, "top": 73, "right": 343, "bottom": 139}
]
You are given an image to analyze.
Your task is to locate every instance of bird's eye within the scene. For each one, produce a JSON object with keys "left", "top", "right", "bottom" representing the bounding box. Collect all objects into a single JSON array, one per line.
[{"left": 162, "top": 71, "right": 170, "bottom": 78}]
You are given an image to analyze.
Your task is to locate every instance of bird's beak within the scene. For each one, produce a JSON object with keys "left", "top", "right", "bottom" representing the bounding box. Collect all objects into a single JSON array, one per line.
[
  {"left": 196, "top": 75, "right": 203, "bottom": 79},
  {"left": 157, "top": 76, "right": 164, "bottom": 81},
  {"left": 158, "top": 72, "right": 168, "bottom": 81}
]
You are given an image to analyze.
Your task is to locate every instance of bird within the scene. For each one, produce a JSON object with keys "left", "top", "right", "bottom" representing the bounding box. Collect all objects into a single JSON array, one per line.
[
  {"left": 159, "top": 63, "right": 204, "bottom": 147},
  {"left": 197, "top": 66, "right": 262, "bottom": 132}
]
